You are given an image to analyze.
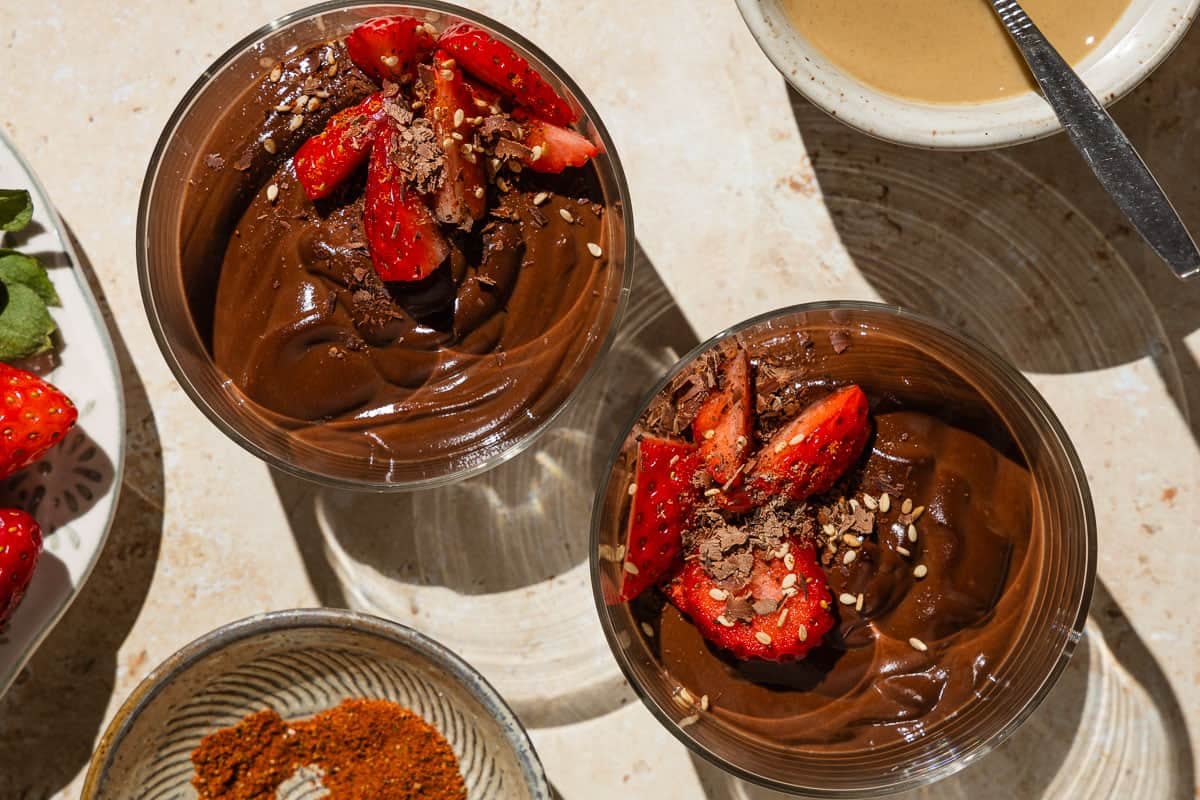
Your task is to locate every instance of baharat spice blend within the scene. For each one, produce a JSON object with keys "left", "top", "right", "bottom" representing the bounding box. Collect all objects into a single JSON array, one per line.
[{"left": 190, "top": 698, "right": 467, "bottom": 799}]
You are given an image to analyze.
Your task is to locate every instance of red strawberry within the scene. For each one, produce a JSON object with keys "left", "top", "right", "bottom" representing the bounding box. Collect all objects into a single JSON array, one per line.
[
  {"left": 364, "top": 125, "right": 449, "bottom": 282},
  {"left": 437, "top": 23, "right": 576, "bottom": 125},
  {"left": 748, "top": 385, "right": 870, "bottom": 503},
  {"left": 0, "top": 364, "right": 77, "bottom": 480},
  {"left": 293, "top": 93, "right": 386, "bottom": 200},
  {"left": 429, "top": 50, "right": 486, "bottom": 228},
  {"left": 618, "top": 437, "right": 700, "bottom": 602},
  {"left": 345, "top": 16, "right": 437, "bottom": 84},
  {"left": 518, "top": 118, "right": 598, "bottom": 174},
  {"left": 692, "top": 347, "right": 753, "bottom": 486},
  {"left": 664, "top": 541, "right": 834, "bottom": 661},
  {"left": 0, "top": 509, "right": 42, "bottom": 625}
]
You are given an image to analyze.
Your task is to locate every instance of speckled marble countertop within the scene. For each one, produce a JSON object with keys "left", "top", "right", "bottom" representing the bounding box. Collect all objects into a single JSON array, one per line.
[{"left": 0, "top": 1, "right": 1198, "bottom": 798}]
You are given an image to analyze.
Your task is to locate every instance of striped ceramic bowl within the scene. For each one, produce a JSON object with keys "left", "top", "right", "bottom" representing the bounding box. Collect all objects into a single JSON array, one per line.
[{"left": 83, "top": 609, "right": 549, "bottom": 799}]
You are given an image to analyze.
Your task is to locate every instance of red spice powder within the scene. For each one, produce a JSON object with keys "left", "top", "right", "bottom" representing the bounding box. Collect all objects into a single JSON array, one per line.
[{"left": 190, "top": 698, "right": 467, "bottom": 799}]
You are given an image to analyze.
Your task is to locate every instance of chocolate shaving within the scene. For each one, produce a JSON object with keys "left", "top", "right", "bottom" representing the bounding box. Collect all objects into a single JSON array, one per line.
[
  {"left": 204, "top": 153, "right": 225, "bottom": 170},
  {"left": 725, "top": 595, "right": 756, "bottom": 623},
  {"left": 752, "top": 598, "right": 779, "bottom": 616},
  {"left": 494, "top": 138, "right": 534, "bottom": 162},
  {"left": 830, "top": 329, "right": 851, "bottom": 354},
  {"left": 390, "top": 116, "right": 445, "bottom": 195},
  {"left": 478, "top": 114, "right": 523, "bottom": 142},
  {"left": 233, "top": 148, "right": 254, "bottom": 172}
]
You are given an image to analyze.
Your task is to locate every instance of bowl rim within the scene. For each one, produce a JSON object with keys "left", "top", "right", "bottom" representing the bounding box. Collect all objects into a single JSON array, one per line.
[
  {"left": 137, "top": 0, "right": 635, "bottom": 492},
  {"left": 588, "top": 300, "right": 1097, "bottom": 797},
  {"left": 734, "top": 0, "right": 1200, "bottom": 150},
  {"left": 81, "top": 607, "right": 552, "bottom": 799}
]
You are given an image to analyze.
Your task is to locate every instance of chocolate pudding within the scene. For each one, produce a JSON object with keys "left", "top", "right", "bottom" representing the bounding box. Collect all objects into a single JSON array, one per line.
[
  {"left": 181, "top": 34, "right": 618, "bottom": 472},
  {"left": 610, "top": 323, "right": 1041, "bottom": 751}
]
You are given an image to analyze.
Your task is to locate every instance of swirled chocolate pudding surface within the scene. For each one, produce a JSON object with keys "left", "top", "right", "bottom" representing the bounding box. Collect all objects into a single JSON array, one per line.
[
  {"left": 198, "top": 21, "right": 616, "bottom": 471},
  {"left": 620, "top": 329, "right": 1039, "bottom": 751}
]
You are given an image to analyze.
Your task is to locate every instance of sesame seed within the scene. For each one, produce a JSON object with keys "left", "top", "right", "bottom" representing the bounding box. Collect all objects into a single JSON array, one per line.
[
  {"left": 266, "top": 184, "right": 279, "bottom": 203},
  {"left": 735, "top": 435, "right": 748, "bottom": 448},
  {"left": 798, "top": 624, "right": 808, "bottom": 642},
  {"left": 509, "top": 160, "right": 523, "bottom": 173},
  {"left": 474, "top": 97, "right": 490, "bottom": 108},
  {"left": 863, "top": 494, "right": 878, "bottom": 510},
  {"left": 716, "top": 615, "right": 734, "bottom": 628},
  {"left": 700, "top": 694, "right": 710, "bottom": 711},
  {"left": 641, "top": 622, "right": 654, "bottom": 637},
  {"left": 856, "top": 593, "right": 864, "bottom": 611},
  {"left": 782, "top": 586, "right": 798, "bottom": 598},
  {"left": 296, "top": 95, "right": 309, "bottom": 109},
  {"left": 896, "top": 545, "right": 911, "bottom": 557},
  {"left": 453, "top": 108, "right": 465, "bottom": 127},
  {"left": 669, "top": 454, "right": 680, "bottom": 466},
  {"left": 777, "top": 608, "right": 789, "bottom": 627},
  {"left": 819, "top": 599, "right": 830, "bottom": 609},
  {"left": 909, "top": 637, "right": 928, "bottom": 652},
  {"left": 451, "top": 132, "right": 464, "bottom": 141},
  {"left": 842, "top": 533, "right": 861, "bottom": 547},
  {"left": 678, "top": 687, "right": 695, "bottom": 704},
  {"left": 907, "top": 524, "right": 918, "bottom": 543},
  {"left": 533, "top": 192, "right": 549, "bottom": 205},
  {"left": 531, "top": 144, "right": 544, "bottom": 161},
  {"left": 270, "top": 65, "right": 282, "bottom": 82},
  {"left": 708, "top": 588, "right": 729, "bottom": 601},
  {"left": 911, "top": 505, "right": 926, "bottom": 521},
  {"left": 440, "top": 69, "right": 454, "bottom": 80},
  {"left": 774, "top": 441, "right": 786, "bottom": 454},
  {"left": 679, "top": 714, "right": 700, "bottom": 728},
  {"left": 307, "top": 97, "right": 321, "bottom": 111},
  {"left": 423, "top": 22, "right": 438, "bottom": 36},
  {"left": 755, "top": 631, "right": 772, "bottom": 645},
  {"left": 587, "top": 242, "right": 604, "bottom": 258},
  {"left": 628, "top": 482, "right": 637, "bottom": 496},
  {"left": 913, "top": 564, "right": 928, "bottom": 579},
  {"left": 412, "top": 100, "right": 425, "bottom": 110},
  {"left": 839, "top": 593, "right": 856, "bottom": 606},
  {"left": 314, "top": 90, "right": 331, "bottom": 99},
  {"left": 474, "top": 186, "right": 485, "bottom": 199},
  {"left": 788, "top": 433, "right": 804, "bottom": 446},
  {"left": 703, "top": 488, "right": 721, "bottom": 498},
  {"left": 703, "top": 429, "right": 716, "bottom": 440},
  {"left": 327, "top": 63, "right": 338, "bottom": 77},
  {"left": 784, "top": 552, "right": 796, "bottom": 570},
  {"left": 849, "top": 498, "right": 860, "bottom": 513},
  {"left": 614, "top": 544, "right": 626, "bottom": 560},
  {"left": 781, "top": 573, "right": 798, "bottom": 589},
  {"left": 843, "top": 550, "right": 857, "bottom": 565},
  {"left": 623, "top": 561, "right": 639, "bottom": 575},
  {"left": 289, "top": 114, "right": 304, "bottom": 131},
  {"left": 559, "top": 208, "right": 575, "bottom": 223},
  {"left": 274, "top": 102, "right": 292, "bottom": 112},
  {"left": 822, "top": 524, "right": 836, "bottom": 536},
  {"left": 879, "top": 493, "right": 891, "bottom": 513},
  {"left": 440, "top": 58, "right": 457, "bottom": 69},
  {"left": 263, "top": 137, "right": 277, "bottom": 154},
  {"left": 901, "top": 498, "right": 914, "bottom": 514},
  {"left": 442, "top": 137, "right": 454, "bottom": 149}
]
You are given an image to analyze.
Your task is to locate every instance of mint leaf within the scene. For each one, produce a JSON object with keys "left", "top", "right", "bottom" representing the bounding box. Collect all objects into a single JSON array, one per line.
[
  {"left": 0, "top": 281, "right": 56, "bottom": 361},
  {"left": 0, "top": 250, "right": 58, "bottom": 305},
  {"left": 0, "top": 190, "right": 32, "bottom": 232}
]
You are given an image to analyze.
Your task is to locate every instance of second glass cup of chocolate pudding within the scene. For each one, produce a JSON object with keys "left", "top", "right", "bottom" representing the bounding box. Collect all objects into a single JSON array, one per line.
[
  {"left": 140, "top": 2, "right": 631, "bottom": 489},
  {"left": 591, "top": 303, "right": 1094, "bottom": 795}
]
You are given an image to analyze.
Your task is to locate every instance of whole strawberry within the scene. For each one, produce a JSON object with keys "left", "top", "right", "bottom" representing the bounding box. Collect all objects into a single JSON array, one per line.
[
  {"left": 0, "top": 508, "right": 42, "bottom": 624},
  {"left": 0, "top": 363, "right": 78, "bottom": 480}
]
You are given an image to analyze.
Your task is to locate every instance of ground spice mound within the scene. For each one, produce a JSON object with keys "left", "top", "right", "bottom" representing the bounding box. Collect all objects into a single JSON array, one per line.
[{"left": 191, "top": 698, "right": 467, "bottom": 799}]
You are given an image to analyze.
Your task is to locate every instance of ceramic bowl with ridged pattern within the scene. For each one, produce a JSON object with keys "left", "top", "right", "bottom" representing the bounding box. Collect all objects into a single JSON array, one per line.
[{"left": 82, "top": 609, "right": 549, "bottom": 799}]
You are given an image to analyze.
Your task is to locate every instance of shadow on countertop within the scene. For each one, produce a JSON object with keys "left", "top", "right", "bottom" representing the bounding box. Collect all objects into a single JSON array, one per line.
[{"left": 0, "top": 228, "right": 165, "bottom": 798}]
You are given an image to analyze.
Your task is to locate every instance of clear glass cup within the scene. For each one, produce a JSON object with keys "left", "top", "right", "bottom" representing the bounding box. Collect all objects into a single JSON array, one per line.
[
  {"left": 139, "top": 1, "right": 632, "bottom": 490},
  {"left": 590, "top": 301, "right": 1095, "bottom": 796}
]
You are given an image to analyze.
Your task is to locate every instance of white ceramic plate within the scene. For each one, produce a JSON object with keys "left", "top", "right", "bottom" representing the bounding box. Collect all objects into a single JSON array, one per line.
[{"left": 0, "top": 130, "right": 125, "bottom": 696}]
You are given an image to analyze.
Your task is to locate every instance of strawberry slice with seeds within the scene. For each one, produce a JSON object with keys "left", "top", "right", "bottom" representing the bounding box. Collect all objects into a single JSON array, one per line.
[
  {"left": 0, "top": 364, "right": 77, "bottom": 480},
  {"left": 518, "top": 117, "right": 599, "bottom": 174},
  {"left": 345, "top": 16, "right": 437, "bottom": 84},
  {"left": 0, "top": 508, "right": 42, "bottom": 625},
  {"left": 664, "top": 541, "right": 834, "bottom": 661},
  {"left": 692, "top": 347, "right": 753, "bottom": 487},
  {"left": 618, "top": 437, "right": 700, "bottom": 602},
  {"left": 438, "top": 23, "right": 576, "bottom": 125},
  {"left": 364, "top": 125, "right": 449, "bottom": 282},
  {"left": 748, "top": 385, "right": 870, "bottom": 503},
  {"left": 293, "top": 93, "right": 386, "bottom": 200},
  {"left": 429, "top": 50, "right": 486, "bottom": 228}
]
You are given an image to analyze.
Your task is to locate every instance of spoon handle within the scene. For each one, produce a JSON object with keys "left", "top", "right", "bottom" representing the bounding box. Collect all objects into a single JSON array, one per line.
[{"left": 991, "top": 0, "right": 1200, "bottom": 279}]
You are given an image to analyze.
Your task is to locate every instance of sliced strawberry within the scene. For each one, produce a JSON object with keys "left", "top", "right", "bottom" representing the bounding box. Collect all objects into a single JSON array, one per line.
[
  {"left": 665, "top": 541, "right": 834, "bottom": 662},
  {"left": 0, "top": 508, "right": 42, "bottom": 625},
  {"left": 437, "top": 23, "right": 576, "bottom": 125},
  {"left": 618, "top": 437, "right": 700, "bottom": 602},
  {"left": 429, "top": 50, "right": 486, "bottom": 229},
  {"left": 293, "top": 93, "right": 386, "bottom": 200},
  {"left": 692, "top": 348, "right": 753, "bottom": 486},
  {"left": 519, "top": 118, "right": 598, "bottom": 174},
  {"left": 364, "top": 126, "right": 449, "bottom": 282},
  {"left": 748, "top": 385, "right": 870, "bottom": 503},
  {"left": 345, "top": 16, "right": 437, "bottom": 84},
  {"left": 0, "top": 364, "right": 77, "bottom": 480}
]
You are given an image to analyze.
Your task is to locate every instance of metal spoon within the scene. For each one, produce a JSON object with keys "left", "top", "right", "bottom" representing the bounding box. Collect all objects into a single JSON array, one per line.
[{"left": 990, "top": 0, "right": 1200, "bottom": 279}]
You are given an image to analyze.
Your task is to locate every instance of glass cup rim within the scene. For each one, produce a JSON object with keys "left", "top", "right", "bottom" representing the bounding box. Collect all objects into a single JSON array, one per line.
[
  {"left": 588, "top": 299, "right": 1097, "bottom": 796},
  {"left": 137, "top": 0, "right": 636, "bottom": 492}
]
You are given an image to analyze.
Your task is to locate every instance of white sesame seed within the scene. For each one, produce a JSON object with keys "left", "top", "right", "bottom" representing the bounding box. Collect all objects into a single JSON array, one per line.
[
  {"left": 843, "top": 550, "right": 857, "bottom": 565},
  {"left": 678, "top": 687, "right": 695, "bottom": 704},
  {"left": 781, "top": 573, "right": 798, "bottom": 590},
  {"left": 587, "top": 242, "right": 603, "bottom": 258},
  {"left": 907, "top": 524, "right": 918, "bottom": 543},
  {"left": 496, "top": 176, "right": 511, "bottom": 192},
  {"left": 902, "top": 498, "right": 914, "bottom": 514},
  {"left": 879, "top": 493, "right": 891, "bottom": 513},
  {"left": 911, "top": 505, "right": 926, "bottom": 521},
  {"left": 275, "top": 102, "right": 292, "bottom": 112},
  {"left": 774, "top": 441, "right": 786, "bottom": 454},
  {"left": 453, "top": 108, "right": 465, "bottom": 127},
  {"left": 614, "top": 544, "right": 626, "bottom": 561},
  {"left": 669, "top": 454, "right": 680, "bottom": 466},
  {"left": 735, "top": 435, "right": 748, "bottom": 449},
  {"left": 474, "top": 186, "right": 485, "bottom": 199},
  {"left": 533, "top": 192, "right": 549, "bottom": 205},
  {"left": 822, "top": 524, "right": 836, "bottom": 536},
  {"left": 842, "top": 533, "right": 861, "bottom": 547},
  {"left": 863, "top": 494, "right": 878, "bottom": 510},
  {"left": 628, "top": 483, "right": 637, "bottom": 496},
  {"left": 700, "top": 694, "right": 710, "bottom": 711},
  {"left": 856, "top": 593, "right": 864, "bottom": 611},
  {"left": 423, "top": 22, "right": 438, "bottom": 36},
  {"left": 263, "top": 137, "right": 277, "bottom": 154},
  {"left": 755, "top": 631, "right": 772, "bottom": 645},
  {"left": 451, "top": 132, "right": 464, "bottom": 141},
  {"left": 909, "top": 637, "right": 928, "bottom": 652},
  {"left": 913, "top": 564, "right": 928, "bottom": 579},
  {"left": 473, "top": 97, "right": 490, "bottom": 109},
  {"left": 314, "top": 90, "right": 331, "bottom": 99},
  {"left": 289, "top": 114, "right": 304, "bottom": 131},
  {"left": 708, "top": 588, "right": 729, "bottom": 601},
  {"left": 559, "top": 208, "right": 575, "bottom": 223},
  {"left": 703, "top": 429, "right": 716, "bottom": 440},
  {"left": 777, "top": 608, "right": 789, "bottom": 627},
  {"left": 784, "top": 552, "right": 795, "bottom": 570},
  {"left": 623, "top": 561, "right": 639, "bottom": 575},
  {"left": 295, "top": 94, "right": 309, "bottom": 109},
  {"left": 441, "top": 137, "right": 454, "bottom": 150},
  {"left": 641, "top": 622, "right": 654, "bottom": 638},
  {"left": 896, "top": 545, "right": 911, "bottom": 557},
  {"left": 782, "top": 586, "right": 798, "bottom": 598},
  {"left": 788, "top": 433, "right": 804, "bottom": 446},
  {"left": 531, "top": 144, "right": 544, "bottom": 161},
  {"left": 839, "top": 593, "right": 857, "bottom": 606},
  {"left": 509, "top": 160, "right": 523, "bottom": 173},
  {"left": 716, "top": 615, "right": 734, "bottom": 628},
  {"left": 266, "top": 184, "right": 279, "bottom": 203},
  {"left": 679, "top": 713, "right": 700, "bottom": 728},
  {"left": 270, "top": 65, "right": 283, "bottom": 82},
  {"left": 440, "top": 69, "right": 454, "bottom": 80},
  {"left": 798, "top": 624, "right": 808, "bottom": 642},
  {"left": 703, "top": 488, "right": 721, "bottom": 498},
  {"left": 307, "top": 97, "right": 321, "bottom": 111},
  {"left": 849, "top": 499, "right": 860, "bottom": 513}
]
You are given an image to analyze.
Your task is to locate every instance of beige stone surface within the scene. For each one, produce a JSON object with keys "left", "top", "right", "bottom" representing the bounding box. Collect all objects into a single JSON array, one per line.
[{"left": 0, "top": 0, "right": 1196, "bottom": 797}]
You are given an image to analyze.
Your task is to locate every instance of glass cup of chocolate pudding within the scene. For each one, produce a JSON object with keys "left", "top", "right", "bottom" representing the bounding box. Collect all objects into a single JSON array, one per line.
[
  {"left": 590, "top": 302, "right": 1095, "bottom": 796},
  {"left": 139, "top": 2, "right": 632, "bottom": 489}
]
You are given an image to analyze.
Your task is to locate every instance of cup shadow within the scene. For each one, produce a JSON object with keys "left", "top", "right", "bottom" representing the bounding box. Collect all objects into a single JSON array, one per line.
[
  {"left": 0, "top": 229, "right": 165, "bottom": 797},
  {"left": 271, "top": 240, "right": 699, "bottom": 727},
  {"left": 694, "top": 578, "right": 1192, "bottom": 799}
]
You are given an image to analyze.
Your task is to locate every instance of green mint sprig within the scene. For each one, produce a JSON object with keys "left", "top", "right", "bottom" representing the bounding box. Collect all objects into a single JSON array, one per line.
[{"left": 0, "top": 190, "right": 59, "bottom": 361}]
